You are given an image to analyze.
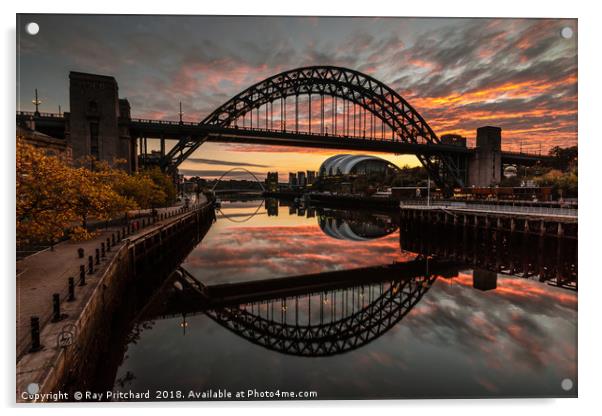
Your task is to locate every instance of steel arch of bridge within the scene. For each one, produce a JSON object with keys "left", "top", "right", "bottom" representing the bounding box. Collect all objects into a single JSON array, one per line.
[
  {"left": 217, "top": 200, "right": 265, "bottom": 223},
  {"left": 210, "top": 167, "right": 266, "bottom": 192},
  {"left": 165, "top": 66, "right": 463, "bottom": 188},
  {"left": 204, "top": 275, "right": 436, "bottom": 357}
]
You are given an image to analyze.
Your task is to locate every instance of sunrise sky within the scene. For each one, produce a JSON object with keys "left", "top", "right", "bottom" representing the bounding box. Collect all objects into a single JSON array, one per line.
[{"left": 17, "top": 15, "right": 577, "bottom": 179}]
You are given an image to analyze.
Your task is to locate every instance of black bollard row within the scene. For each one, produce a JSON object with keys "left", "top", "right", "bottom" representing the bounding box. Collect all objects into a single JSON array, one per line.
[
  {"left": 101, "top": 243, "right": 105, "bottom": 258},
  {"left": 111, "top": 233, "right": 116, "bottom": 246},
  {"left": 51, "top": 293, "right": 66, "bottom": 322},
  {"left": 95, "top": 248, "right": 100, "bottom": 265},
  {"left": 80, "top": 265, "right": 87, "bottom": 286},
  {"left": 107, "top": 237, "right": 111, "bottom": 251},
  {"left": 88, "top": 255, "right": 94, "bottom": 274},
  {"left": 68, "top": 277, "right": 75, "bottom": 301},
  {"left": 77, "top": 247, "right": 84, "bottom": 258},
  {"left": 29, "top": 316, "right": 42, "bottom": 352}
]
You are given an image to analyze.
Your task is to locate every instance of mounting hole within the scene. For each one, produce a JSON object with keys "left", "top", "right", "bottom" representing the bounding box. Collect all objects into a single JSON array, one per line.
[
  {"left": 560, "top": 26, "right": 573, "bottom": 39},
  {"left": 25, "top": 22, "right": 40, "bottom": 36},
  {"left": 26, "top": 383, "right": 40, "bottom": 394},
  {"left": 561, "top": 378, "right": 574, "bottom": 391}
]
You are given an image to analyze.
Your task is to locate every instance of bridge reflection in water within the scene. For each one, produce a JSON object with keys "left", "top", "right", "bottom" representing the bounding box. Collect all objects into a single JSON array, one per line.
[
  {"left": 137, "top": 199, "right": 576, "bottom": 359},
  {"left": 141, "top": 259, "right": 455, "bottom": 357},
  {"left": 101, "top": 198, "right": 577, "bottom": 399}
]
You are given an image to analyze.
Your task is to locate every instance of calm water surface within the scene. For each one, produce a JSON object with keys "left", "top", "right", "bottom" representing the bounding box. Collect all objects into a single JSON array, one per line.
[{"left": 109, "top": 199, "right": 577, "bottom": 399}]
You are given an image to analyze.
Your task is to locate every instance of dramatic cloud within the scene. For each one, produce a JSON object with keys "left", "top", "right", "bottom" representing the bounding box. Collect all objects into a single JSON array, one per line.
[{"left": 18, "top": 15, "right": 577, "bottom": 173}]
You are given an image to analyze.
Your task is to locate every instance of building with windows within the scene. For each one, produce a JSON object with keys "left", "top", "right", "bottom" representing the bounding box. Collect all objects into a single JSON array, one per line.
[
  {"left": 297, "top": 171, "right": 307, "bottom": 187},
  {"left": 265, "top": 171, "right": 279, "bottom": 192},
  {"left": 288, "top": 172, "right": 297, "bottom": 187}
]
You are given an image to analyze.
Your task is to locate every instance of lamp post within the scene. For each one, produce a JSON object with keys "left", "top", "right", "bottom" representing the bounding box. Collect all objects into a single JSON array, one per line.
[
  {"left": 427, "top": 175, "right": 431, "bottom": 207},
  {"left": 32, "top": 89, "right": 42, "bottom": 116}
]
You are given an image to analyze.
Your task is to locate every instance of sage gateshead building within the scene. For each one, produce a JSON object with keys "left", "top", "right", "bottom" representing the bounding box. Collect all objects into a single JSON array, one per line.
[{"left": 318, "top": 154, "right": 400, "bottom": 177}]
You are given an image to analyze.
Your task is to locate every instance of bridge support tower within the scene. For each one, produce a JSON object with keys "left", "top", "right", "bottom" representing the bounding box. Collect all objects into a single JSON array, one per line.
[
  {"left": 67, "top": 72, "right": 135, "bottom": 172},
  {"left": 467, "top": 126, "right": 502, "bottom": 187}
]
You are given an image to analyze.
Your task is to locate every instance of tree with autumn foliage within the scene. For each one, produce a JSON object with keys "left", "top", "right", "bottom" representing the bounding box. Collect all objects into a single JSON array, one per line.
[
  {"left": 86, "top": 159, "right": 166, "bottom": 210},
  {"left": 16, "top": 139, "right": 74, "bottom": 245},
  {"left": 17, "top": 138, "right": 177, "bottom": 245},
  {"left": 68, "top": 165, "right": 136, "bottom": 230},
  {"left": 535, "top": 169, "right": 578, "bottom": 198},
  {"left": 141, "top": 166, "right": 177, "bottom": 206}
]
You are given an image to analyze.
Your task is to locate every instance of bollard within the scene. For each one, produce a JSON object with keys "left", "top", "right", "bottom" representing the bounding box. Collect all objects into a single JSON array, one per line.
[
  {"left": 29, "top": 317, "right": 42, "bottom": 352},
  {"left": 77, "top": 247, "right": 84, "bottom": 258},
  {"left": 142, "top": 218, "right": 146, "bottom": 228},
  {"left": 112, "top": 233, "right": 116, "bottom": 246},
  {"left": 95, "top": 248, "right": 100, "bottom": 264},
  {"left": 107, "top": 237, "right": 111, "bottom": 251},
  {"left": 51, "top": 293, "right": 65, "bottom": 322},
  {"left": 88, "top": 255, "right": 94, "bottom": 274},
  {"left": 68, "top": 277, "right": 75, "bottom": 301},
  {"left": 80, "top": 265, "right": 87, "bottom": 286},
  {"left": 101, "top": 243, "right": 105, "bottom": 258}
]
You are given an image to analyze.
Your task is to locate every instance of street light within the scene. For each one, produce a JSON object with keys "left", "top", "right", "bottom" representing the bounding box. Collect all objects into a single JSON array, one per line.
[{"left": 32, "top": 89, "right": 42, "bottom": 116}]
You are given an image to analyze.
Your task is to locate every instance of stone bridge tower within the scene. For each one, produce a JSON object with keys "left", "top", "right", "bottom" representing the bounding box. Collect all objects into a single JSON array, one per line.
[
  {"left": 467, "top": 126, "right": 502, "bottom": 187},
  {"left": 67, "top": 72, "right": 134, "bottom": 171}
]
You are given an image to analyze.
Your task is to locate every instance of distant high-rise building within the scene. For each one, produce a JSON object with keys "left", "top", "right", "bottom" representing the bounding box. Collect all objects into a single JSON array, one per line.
[
  {"left": 306, "top": 170, "right": 316, "bottom": 184},
  {"left": 297, "top": 171, "right": 307, "bottom": 187},
  {"left": 266, "top": 198, "right": 279, "bottom": 216},
  {"left": 289, "top": 172, "right": 297, "bottom": 187},
  {"left": 265, "top": 171, "right": 279, "bottom": 192}
]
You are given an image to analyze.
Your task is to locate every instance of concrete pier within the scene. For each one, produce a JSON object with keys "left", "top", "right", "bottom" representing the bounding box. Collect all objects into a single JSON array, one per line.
[{"left": 399, "top": 203, "right": 577, "bottom": 239}]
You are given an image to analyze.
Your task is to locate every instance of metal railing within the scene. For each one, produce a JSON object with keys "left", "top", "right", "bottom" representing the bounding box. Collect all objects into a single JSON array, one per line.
[
  {"left": 17, "top": 110, "right": 64, "bottom": 119},
  {"left": 400, "top": 199, "right": 578, "bottom": 218}
]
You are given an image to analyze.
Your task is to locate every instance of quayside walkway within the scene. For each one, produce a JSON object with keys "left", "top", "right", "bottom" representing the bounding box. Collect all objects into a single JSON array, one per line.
[
  {"left": 16, "top": 196, "right": 207, "bottom": 360},
  {"left": 400, "top": 200, "right": 577, "bottom": 219}
]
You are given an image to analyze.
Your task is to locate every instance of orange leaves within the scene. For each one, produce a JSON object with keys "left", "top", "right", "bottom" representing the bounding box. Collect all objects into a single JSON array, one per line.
[
  {"left": 16, "top": 138, "right": 174, "bottom": 246},
  {"left": 17, "top": 138, "right": 76, "bottom": 245}
]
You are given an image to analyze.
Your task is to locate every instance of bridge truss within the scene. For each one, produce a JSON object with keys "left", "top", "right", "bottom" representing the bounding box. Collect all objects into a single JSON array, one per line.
[
  {"left": 165, "top": 66, "right": 464, "bottom": 189},
  {"left": 204, "top": 274, "right": 436, "bottom": 357}
]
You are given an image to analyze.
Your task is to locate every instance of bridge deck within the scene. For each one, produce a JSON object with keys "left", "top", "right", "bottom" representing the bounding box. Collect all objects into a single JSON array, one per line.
[
  {"left": 176, "top": 259, "right": 457, "bottom": 309},
  {"left": 17, "top": 112, "right": 550, "bottom": 162}
]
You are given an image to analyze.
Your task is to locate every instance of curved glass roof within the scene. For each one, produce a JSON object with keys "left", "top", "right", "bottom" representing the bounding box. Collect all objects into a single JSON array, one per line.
[{"left": 319, "top": 154, "right": 396, "bottom": 176}]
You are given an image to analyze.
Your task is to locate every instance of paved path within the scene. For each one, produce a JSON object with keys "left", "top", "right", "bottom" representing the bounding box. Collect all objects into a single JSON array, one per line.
[{"left": 16, "top": 197, "right": 207, "bottom": 357}]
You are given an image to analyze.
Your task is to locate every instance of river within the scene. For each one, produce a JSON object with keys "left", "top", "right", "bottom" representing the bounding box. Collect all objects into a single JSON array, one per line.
[{"left": 99, "top": 198, "right": 577, "bottom": 400}]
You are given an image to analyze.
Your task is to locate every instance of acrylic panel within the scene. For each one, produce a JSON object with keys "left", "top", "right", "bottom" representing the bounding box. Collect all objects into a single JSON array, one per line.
[{"left": 16, "top": 14, "right": 577, "bottom": 402}]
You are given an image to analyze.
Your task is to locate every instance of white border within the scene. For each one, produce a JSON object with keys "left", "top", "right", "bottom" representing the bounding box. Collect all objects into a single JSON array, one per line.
[{"left": 2, "top": 1, "right": 601, "bottom": 414}]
